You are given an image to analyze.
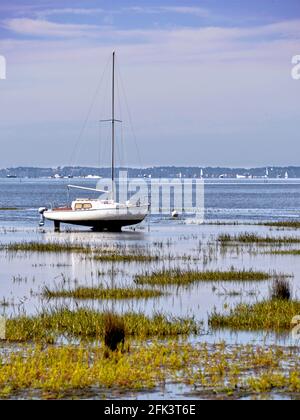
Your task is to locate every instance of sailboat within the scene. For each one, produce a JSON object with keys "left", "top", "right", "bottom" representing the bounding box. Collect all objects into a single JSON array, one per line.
[{"left": 39, "top": 52, "right": 149, "bottom": 232}]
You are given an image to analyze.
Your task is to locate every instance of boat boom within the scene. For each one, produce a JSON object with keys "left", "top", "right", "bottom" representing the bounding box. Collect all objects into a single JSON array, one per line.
[{"left": 67, "top": 185, "right": 109, "bottom": 194}]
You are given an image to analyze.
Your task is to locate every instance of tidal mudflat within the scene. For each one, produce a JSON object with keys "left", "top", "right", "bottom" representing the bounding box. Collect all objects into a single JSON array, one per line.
[{"left": 1, "top": 220, "right": 300, "bottom": 399}]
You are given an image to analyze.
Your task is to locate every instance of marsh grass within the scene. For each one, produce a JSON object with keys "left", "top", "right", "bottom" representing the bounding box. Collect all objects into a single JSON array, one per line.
[
  {"left": 204, "top": 221, "right": 241, "bottom": 226},
  {"left": 268, "top": 249, "right": 300, "bottom": 255},
  {"left": 0, "top": 207, "right": 19, "bottom": 211},
  {"left": 218, "top": 233, "right": 300, "bottom": 245},
  {"left": 6, "top": 309, "right": 200, "bottom": 343},
  {"left": 1, "top": 241, "right": 92, "bottom": 253},
  {"left": 270, "top": 279, "right": 292, "bottom": 301},
  {"left": 135, "top": 269, "right": 274, "bottom": 287},
  {"left": 1, "top": 241, "right": 162, "bottom": 262},
  {"left": 42, "top": 285, "right": 165, "bottom": 300},
  {"left": 0, "top": 341, "right": 300, "bottom": 398},
  {"left": 104, "top": 313, "right": 125, "bottom": 352},
  {"left": 209, "top": 299, "right": 300, "bottom": 330},
  {"left": 91, "top": 253, "right": 160, "bottom": 263},
  {"left": 260, "top": 221, "right": 300, "bottom": 229}
]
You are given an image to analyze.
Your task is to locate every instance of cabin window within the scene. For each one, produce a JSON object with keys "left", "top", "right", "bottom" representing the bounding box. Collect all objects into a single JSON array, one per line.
[
  {"left": 75, "top": 202, "right": 92, "bottom": 210},
  {"left": 83, "top": 203, "right": 92, "bottom": 210}
]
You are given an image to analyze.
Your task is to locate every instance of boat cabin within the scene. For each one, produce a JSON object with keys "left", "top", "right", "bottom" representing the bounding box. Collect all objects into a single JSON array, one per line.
[{"left": 71, "top": 199, "right": 116, "bottom": 211}]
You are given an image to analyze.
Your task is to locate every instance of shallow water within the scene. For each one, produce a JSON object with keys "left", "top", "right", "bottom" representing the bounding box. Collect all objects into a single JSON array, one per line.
[
  {"left": 0, "top": 221, "right": 300, "bottom": 347},
  {"left": 1, "top": 178, "right": 300, "bottom": 399}
]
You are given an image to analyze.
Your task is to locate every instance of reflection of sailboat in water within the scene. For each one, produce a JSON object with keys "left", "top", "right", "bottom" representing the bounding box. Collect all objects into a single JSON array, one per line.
[{"left": 39, "top": 52, "right": 148, "bottom": 232}]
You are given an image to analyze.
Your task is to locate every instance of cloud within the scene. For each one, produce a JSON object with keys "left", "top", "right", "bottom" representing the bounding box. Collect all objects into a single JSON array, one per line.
[
  {"left": 3, "top": 13, "right": 300, "bottom": 57},
  {"left": 158, "top": 6, "right": 210, "bottom": 17},
  {"left": 2, "top": 18, "right": 101, "bottom": 38},
  {"left": 36, "top": 8, "right": 105, "bottom": 18},
  {"left": 3, "top": 10, "right": 300, "bottom": 47},
  {"left": 126, "top": 6, "right": 210, "bottom": 17},
  {"left": 29, "top": 5, "right": 210, "bottom": 22}
]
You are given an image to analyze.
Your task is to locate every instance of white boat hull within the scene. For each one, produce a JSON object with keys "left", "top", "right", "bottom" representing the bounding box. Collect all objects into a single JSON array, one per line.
[{"left": 43, "top": 204, "right": 148, "bottom": 231}]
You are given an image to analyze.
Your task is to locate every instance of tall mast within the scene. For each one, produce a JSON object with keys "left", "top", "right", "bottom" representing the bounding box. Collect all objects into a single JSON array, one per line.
[{"left": 111, "top": 51, "right": 115, "bottom": 201}]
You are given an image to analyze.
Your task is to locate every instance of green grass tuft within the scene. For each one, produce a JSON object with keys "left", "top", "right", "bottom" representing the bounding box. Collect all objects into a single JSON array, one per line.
[
  {"left": 92, "top": 254, "right": 160, "bottom": 263},
  {"left": 135, "top": 269, "right": 274, "bottom": 286},
  {"left": 209, "top": 299, "right": 300, "bottom": 330},
  {"left": 218, "top": 233, "right": 300, "bottom": 245},
  {"left": 43, "top": 285, "right": 165, "bottom": 300},
  {"left": 261, "top": 221, "right": 300, "bottom": 229},
  {"left": 6, "top": 309, "right": 200, "bottom": 343},
  {"left": 269, "top": 249, "right": 300, "bottom": 255},
  {"left": 1, "top": 241, "right": 91, "bottom": 253},
  {"left": 1, "top": 241, "right": 160, "bottom": 262}
]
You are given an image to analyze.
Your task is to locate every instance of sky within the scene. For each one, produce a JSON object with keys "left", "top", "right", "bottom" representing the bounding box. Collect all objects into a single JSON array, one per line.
[{"left": 0, "top": 0, "right": 300, "bottom": 168}]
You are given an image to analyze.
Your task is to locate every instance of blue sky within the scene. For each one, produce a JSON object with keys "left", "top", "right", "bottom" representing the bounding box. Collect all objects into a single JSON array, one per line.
[{"left": 0, "top": 1, "right": 299, "bottom": 167}]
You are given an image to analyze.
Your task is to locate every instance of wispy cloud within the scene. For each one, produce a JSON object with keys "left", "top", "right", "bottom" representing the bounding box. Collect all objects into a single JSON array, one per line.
[
  {"left": 3, "top": 13, "right": 300, "bottom": 48},
  {"left": 35, "top": 8, "right": 105, "bottom": 18},
  {"left": 127, "top": 6, "right": 210, "bottom": 17},
  {"left": 30, "top": 5, "right": 210, "bottom": 20},
  {"left": 2, "top": 18, "right": 101, "bottom": 38},
  {"left": 158, "top": 6, "right": 210, "bottom": 17}
]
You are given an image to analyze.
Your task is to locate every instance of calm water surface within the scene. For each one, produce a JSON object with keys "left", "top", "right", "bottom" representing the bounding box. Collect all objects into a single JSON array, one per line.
[{"left": 1, "top": 179, "right": 300, "bottom": 349}]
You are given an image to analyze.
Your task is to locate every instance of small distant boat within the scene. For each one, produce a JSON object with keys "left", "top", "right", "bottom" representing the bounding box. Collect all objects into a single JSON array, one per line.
[
  {"left": 39, "top": 52, "right": 149, "bottom": 232},
  {"left": 85, "top": 175, "right": 102, "bottom": 179},
  {"left": 6, "top": 174, "right": 17, "bottom": 179}
]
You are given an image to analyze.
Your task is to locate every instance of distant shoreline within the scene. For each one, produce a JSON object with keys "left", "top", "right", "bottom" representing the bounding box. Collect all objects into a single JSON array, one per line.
[{"left": 1, "top": 166, "right": 299, "bottom": 179}]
